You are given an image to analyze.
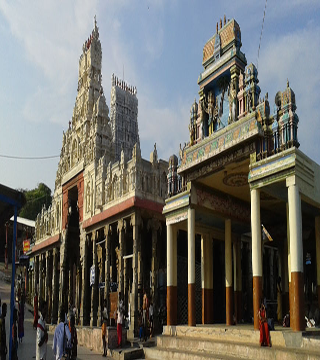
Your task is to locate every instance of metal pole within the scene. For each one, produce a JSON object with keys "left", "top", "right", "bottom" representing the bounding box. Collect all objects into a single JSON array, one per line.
[{"left": 9, "top": 205, "right": 17, "bottom": 360}]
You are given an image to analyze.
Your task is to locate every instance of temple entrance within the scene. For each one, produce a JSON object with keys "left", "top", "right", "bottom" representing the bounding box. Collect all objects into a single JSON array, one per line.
[
  {"left": 65, "top": 185, "right": 80, "bottom": 316},
  {"left": 212, "top": 240, "right": 226, "bottom": 323}
]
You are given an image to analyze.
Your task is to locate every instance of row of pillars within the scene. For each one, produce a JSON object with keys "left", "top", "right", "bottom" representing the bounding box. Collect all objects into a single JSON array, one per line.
[
  {"left": 167, "top": 210, "right": 240, "bottom": 326},
  {"left": 79, "top": 215, "right": 160, "bottom": 335},
  {"left": 29, "top": 248, "right": 59, "bottom": 324},
  {"left": 167, "top": 183, "right": 319, "bottom": 331}
]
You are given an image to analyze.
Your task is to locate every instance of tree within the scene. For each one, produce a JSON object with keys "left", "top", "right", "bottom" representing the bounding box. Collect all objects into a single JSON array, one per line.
[{"left": 18, "top": 183, "right": 52, "bottom": 220}]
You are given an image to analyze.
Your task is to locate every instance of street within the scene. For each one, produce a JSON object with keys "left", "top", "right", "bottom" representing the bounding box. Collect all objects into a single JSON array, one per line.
[{"left": 0, "top": 276, "right": 109, "bottom": 359}]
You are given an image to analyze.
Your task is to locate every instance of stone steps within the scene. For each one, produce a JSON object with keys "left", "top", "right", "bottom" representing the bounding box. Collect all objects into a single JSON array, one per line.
[{"left": 142, "top": 326, "right": 320, "bottom": 360}]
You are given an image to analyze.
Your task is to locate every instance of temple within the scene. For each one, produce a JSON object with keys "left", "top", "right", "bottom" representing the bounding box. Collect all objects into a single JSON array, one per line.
[
  {"left": 28, "top": 19, "right": 168, "bottom": 337},
  {"left": 165, "top": 16, "right": 320, "bottom": 332},
  {"left": 26, "top": 16, "right": 320, "bottom": 352}
]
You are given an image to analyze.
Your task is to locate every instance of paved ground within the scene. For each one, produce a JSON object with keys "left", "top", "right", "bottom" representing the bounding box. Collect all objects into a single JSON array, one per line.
[{"left": 0, "top": 275, "right": 111, "bottom": 359}]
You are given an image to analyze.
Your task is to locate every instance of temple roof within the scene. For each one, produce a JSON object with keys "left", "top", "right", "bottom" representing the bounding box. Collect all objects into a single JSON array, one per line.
[{"left": 203, "top": 18, "right": 241, "bottom": 67}]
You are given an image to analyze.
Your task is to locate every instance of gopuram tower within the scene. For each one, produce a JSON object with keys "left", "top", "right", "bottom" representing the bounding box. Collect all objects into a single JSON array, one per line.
[
  {"left": 31, "top": 17, "right": 168, "bottom": 340},
  {"left": 110, "top": 74, "right": 139, "bottom": 162}
]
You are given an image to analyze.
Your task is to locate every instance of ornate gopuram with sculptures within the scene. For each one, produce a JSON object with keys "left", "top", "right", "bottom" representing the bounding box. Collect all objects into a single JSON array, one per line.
[
  {"left": 28, "top": 19, "right": 168, "bottom": 339},
  {"left": 165, "top": 16, "right": 320, "bottom": 334}
]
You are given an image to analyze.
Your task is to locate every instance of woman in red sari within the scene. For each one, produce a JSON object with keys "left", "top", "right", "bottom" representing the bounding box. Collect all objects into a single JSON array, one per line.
[
  {"left": 33, "top": 292, "right": 38, "bottom": 329},
  {"left": 258, "top": 301, "right": 270, "bottom": 347}
]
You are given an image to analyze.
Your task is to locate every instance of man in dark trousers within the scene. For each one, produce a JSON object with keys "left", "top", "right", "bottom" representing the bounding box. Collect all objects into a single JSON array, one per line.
[{"left": 0, "top": 303, "right": 7, "bottom": 360}]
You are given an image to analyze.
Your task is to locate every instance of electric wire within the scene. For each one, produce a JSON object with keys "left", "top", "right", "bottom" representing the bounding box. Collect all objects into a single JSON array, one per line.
[
  {"left": 0, "top": 154, "right": 59, "bottom": 160},
  {"left": 257, "top": 0, "right": 268, "bottom": 72}
]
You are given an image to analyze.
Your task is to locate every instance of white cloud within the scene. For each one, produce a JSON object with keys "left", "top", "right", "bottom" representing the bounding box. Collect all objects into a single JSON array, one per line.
[
  {"left": 258, "top": 23, "right": 320, "bottom": 162},
  {"left": 138, "top": 93, "right": 190, "bottom": 160}
]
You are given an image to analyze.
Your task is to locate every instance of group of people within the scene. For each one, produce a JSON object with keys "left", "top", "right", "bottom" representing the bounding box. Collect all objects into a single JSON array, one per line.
[
  {"left": 35, "top": 298, "right": 77, "bottom": 360},
  {"left": 139, "top": 293, "right": 153, "bottom": 342},
  {"left": 0, "top": 292, "right": 24, "bottom": 360}
]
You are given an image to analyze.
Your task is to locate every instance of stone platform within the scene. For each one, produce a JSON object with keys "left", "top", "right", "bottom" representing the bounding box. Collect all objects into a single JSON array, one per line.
[
  {"left": 48, "top": 324, "right": 127, "bottom": 355},
  {"left": 143, "top": 324, "right": 320, "bottom": 359}
]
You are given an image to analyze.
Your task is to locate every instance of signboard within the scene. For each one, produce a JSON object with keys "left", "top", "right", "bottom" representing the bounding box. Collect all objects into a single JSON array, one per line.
[
  {"left": 90, "top": 265, "right": 95, "bottom": 286},
  {"left": 23, "top": 240, "right": 30, "bottom": 254}
]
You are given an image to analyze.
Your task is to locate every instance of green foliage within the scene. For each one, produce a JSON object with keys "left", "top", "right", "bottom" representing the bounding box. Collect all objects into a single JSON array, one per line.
[{"left": 18, "top": 183, "right": 52, "bottom": 220}]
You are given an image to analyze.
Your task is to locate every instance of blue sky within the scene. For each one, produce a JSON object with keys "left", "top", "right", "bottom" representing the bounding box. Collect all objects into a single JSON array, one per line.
[{"left": 0, "top": 0, "right": 319, "bottom": 192}]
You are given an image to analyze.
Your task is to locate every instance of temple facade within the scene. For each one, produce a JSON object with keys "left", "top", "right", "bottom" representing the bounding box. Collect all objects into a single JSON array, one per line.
[
  {"left": 165, "top": 16, "right": 320, "bottom": 331},
  {"left": 28, "top": 19, "right": 168, "bottom": 336}
]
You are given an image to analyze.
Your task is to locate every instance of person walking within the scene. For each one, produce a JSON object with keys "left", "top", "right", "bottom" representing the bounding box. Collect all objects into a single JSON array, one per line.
[
  {"left": 11, "top": 308, "right": 18, "bottom": 360},
  {"left": 33, "top": 292, "right": 38, "bottom": 329},
  {"left": 53, "top": 309, "right": 71, "bottom": 360},
  {"left": 0, "top": 303, "right": 7, "bottom": 360},
  {"left": 36, "top": 300, "right": 48, "bottom": 360},
  {"left": 101, "top": 303, "right": 108, "bottom": 357},
  {"left": 258, "top": 300, "right": 271, "bottom": 347},
  {"left": 18, "top": 296, "right": 24, "bottom": 343},
  {"left": 149, "top": 302, "right": 154, "bottom": 338},
  {"left": 69, "top": 315, "right": 77, "bottom": 360},
  {"left": 117, "top": 298, "right": 123, "bottom": 348},
  {"left": 277, "top": 277, "right": 282, "bottom": 324}
]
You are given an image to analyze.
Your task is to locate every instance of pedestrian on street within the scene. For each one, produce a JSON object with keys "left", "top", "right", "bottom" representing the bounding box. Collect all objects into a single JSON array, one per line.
[
  {"left": 0, "top": 303, "right": 7, "bottom": 360},
  {"left": 18, "top": 295, "right": 24, "bottom": 343},
  {"left": 36, "top": 300, "right": 48, "bottom": 360},
  {"left": 33, "top": 292, "right": 38, "bottom": 329},
  {"left": 69, "top": 315, "right": 77, "bottom": 360},
  {"left": 53, "top": 309, "right": 71, "bottom": 360},
  {"left": 101, "top": 303, "right": 108, "bottom": 357},
  {"left": 117, "top": 296, "right": 123, "bottom": 348},
  {"left": 12, "top": 308, "right": 18, "bottom": 360},
  {"left": 149, "top": 302, "right": 154, "bottom": 338}
]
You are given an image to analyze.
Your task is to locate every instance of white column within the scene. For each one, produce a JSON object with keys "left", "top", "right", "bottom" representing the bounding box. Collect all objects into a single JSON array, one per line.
[
  {"left": 167, "top": 224, "right": 177, "bottom": 288},
  {"left": 188, "top": 208, "right": 196, "bottom": 326},
  {"left": 288, "top": 183, "right": 304, "bottom": 331},
  {"left": 251, "top": 189, "right": 262, "bottom": 277},
  {"left": 188, "top": 208, "right": 195, "bottom": 285},
  {"left": 167, "top": 223, "right": 177, "bottom": 325},
  {"left": 288, "top": 185, "right": 303, "bottom": 273},
  {"left": 225, "top": 219, "right": 232, "bottom": 288},
  {"left": 251, "top": 188, "right": 262, "bottom": 330}
]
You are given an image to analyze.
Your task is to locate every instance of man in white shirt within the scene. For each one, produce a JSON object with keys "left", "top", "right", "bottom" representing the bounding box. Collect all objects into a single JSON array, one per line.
[
  {"left": 36, "top": 300, "right": 48, "bottom": 360},
  {"left": 53, "top": 309, "right": 71, "bottom": 360}
]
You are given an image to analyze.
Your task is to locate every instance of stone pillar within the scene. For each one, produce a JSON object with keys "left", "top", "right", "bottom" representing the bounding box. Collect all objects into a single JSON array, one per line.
[
  {"left": 97, "top": 244, "right": 103, "bottom": 327},
  {"left": 59, "top": 234, "right": 67, "bottom": 311},
  {"left": 225, "top": 219, "right": 233, "bottom": 326},
  {"left": 80, "top": 233, "right": 88, "bottom": 326},
  {"left": 288, "top": 183, "right": 304, "bottom": 331},
  {"left": 45, "top": 252, "right": 49, "bottom": 302},
  {"left": 90, "top": 231, "right": 98, "bottom": 327},
  {"left": 201, "top": 234, "right": 213, "bottom": 324},
  {"left": 251, "top": 188, "right": 262, "bottom": 330},
  {"left": 129, "top": 214, "right": 141, "bottom": 337},
  {"left": 51, "top": 248, "right": 58, "bottom": 324},
  {"left": 188, "top": 208, "right": 196, "bottom": 326},
  {"left": 286, "top": 203, "right": 292, "bottom": 320},
  {"left": 167, "top": 223, "right": 177, "bottom": 325},
  {"left": 28, "top": 269, "right": 32, "bottom": 303},
  {"left": 45, "top": 251, "right": 51, "bottom": 322},
  {"left": 138, "top": 227, "right": 142, "bottom": 311},
  {"left": 39, "top": 254, "right": 44, "bottom": 303},
  {"left": 35, "top": 256, "right": 39, "bottom": 296},
  {"left": 117, "top": 219, "right": 125, "bottom": 298},
  {"left": 151, "top": 220, "right": 160, "bottom": 305},
  {"left": 316, "top": 216, "right": 320, "bottom": 308},
  {"left": 104, "top": 225, "right": 111, "bottom": 308},
  {"left": 69, "top": 260, "right": 73, "bottom": 307},
  {"left": 281, "top": 236, "right": 289, "bottom": 316},
  {"left": 233, "top": 240, "right": 242, "bottom": 323},
  {"left": 230, "top": 64, "right": 240, "bottom": 120}
]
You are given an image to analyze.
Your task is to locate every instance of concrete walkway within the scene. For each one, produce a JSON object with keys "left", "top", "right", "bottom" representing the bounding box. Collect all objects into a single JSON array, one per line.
[{"left": 0, "top": 275, "right": 110, "bottom": 359}]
